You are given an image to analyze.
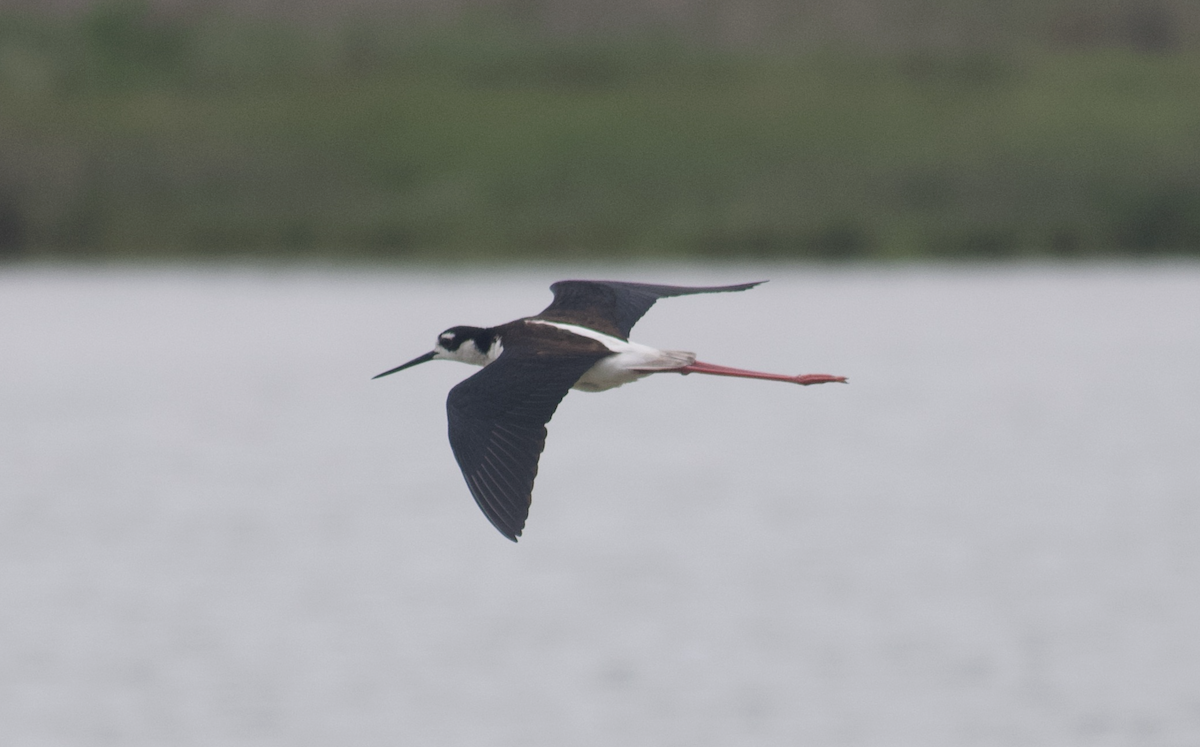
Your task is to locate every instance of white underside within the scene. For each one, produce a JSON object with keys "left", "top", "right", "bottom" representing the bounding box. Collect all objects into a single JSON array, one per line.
[{"left": 530, "top": 320, "right": 695, "bottom": 392}]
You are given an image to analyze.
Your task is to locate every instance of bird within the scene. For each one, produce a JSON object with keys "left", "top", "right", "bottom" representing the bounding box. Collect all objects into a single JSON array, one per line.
[{"left": 374, "top": 279, "right": 846, "bottom": 541}]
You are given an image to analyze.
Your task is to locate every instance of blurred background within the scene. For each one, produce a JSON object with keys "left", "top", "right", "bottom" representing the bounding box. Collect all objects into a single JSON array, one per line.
[
  {"left": 3, "top": 3, "right": 1200, "bottom": 746},
  {"left": 1, "top": 0, "right": 1198, "bottom": 261}
]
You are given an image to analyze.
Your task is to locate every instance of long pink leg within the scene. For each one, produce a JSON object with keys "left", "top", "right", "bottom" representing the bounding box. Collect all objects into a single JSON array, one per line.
[{"left": 668, "top": 360, "right": 847, "bottom": 386}]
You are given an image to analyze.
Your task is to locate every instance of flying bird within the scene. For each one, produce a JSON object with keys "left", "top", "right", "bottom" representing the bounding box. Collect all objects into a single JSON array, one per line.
[{"left": 374, "top": 280, "right": 845, "bottom": 541}]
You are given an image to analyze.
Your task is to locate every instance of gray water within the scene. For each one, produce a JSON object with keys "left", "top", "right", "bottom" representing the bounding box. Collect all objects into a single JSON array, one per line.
[{"left": 2, "top": 264, "right": 1199, "bottom": 747}]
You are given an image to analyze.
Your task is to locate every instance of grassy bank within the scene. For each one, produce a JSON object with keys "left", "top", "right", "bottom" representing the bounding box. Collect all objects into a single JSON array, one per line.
[{"left": 2, "top": 7, "right": 1199, "bottom": 260}]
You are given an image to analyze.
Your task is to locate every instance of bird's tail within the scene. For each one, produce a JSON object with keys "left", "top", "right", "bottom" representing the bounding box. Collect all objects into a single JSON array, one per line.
[{"left": 630, "top": 350, "right": 696, "bottom": 372}]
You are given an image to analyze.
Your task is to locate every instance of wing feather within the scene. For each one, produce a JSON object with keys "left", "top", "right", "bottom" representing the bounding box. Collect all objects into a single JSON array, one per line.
[
  {"left": 535, "top": 280, "right": 765, "bottom": 340},
  {"left": 446, "top": 348, "right": 609, "bottom": 541}
]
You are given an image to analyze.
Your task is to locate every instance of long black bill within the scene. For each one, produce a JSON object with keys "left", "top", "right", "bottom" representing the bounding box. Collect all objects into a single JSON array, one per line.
[{"left": 372, "top": 351, "right": 436, "bottom": 379}]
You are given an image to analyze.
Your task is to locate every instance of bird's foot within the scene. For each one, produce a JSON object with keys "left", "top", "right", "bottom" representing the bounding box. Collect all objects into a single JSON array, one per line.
[{"left": 793, "top": 374, "right": 848, "bottom": 385}]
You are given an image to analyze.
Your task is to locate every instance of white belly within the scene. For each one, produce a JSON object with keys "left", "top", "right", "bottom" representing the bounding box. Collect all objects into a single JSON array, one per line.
[{"left": 530, "top": 320, "right": 696, "bottom": 392}]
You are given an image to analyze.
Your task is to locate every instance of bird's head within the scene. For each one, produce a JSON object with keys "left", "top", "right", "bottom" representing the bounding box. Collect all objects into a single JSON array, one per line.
[{"left": 373, "top": 326, "right": 498, "bottom": 379}]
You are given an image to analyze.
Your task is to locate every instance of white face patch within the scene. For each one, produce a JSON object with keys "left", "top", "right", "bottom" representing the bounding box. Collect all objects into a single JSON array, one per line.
[{"left": 435, "top": 337, "right": 495, "bottom": 367}]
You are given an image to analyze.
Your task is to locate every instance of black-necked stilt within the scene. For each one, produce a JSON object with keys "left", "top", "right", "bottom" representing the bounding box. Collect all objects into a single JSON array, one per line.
[{"left": 374, "top": 280, "right": 846, "bottom": 541}]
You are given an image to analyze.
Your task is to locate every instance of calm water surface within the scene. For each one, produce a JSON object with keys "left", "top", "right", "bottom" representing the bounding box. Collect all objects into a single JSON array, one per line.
[{"left": 2, "top": 264, "right": 1199, "bottom": 746}]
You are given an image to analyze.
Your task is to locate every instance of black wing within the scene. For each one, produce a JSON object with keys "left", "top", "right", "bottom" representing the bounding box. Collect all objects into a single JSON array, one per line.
[
  {"left": 445, "top": 348, "right": 609, "bottom": 541},
  {"left": 535, "top": 280, "right": 765, "bottom": 340}
]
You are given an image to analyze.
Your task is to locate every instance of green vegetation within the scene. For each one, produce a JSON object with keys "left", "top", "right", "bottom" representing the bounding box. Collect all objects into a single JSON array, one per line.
[{"left": 2, "top": 4, "right": 1199, "bottom": 260}]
